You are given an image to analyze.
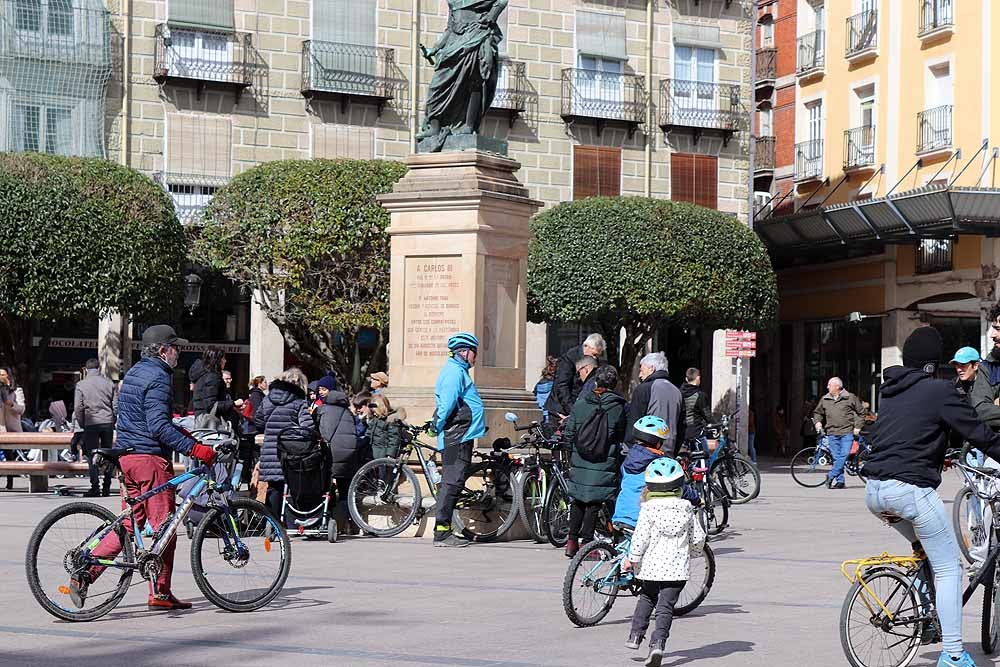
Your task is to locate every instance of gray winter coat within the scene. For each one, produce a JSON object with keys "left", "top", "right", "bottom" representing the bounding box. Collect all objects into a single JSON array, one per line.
[
  {"left": 74, "top": 368, "right": 117, "bottom": 427},
  {"left": 254, "top": 380, "right": 314, "bottom": 483},
  {"left": 313, "top": 390, "right": 361, "bottom": 479}
]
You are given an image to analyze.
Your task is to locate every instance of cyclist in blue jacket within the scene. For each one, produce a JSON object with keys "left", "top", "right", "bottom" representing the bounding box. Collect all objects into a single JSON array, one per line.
[{"left": 432, "top": 332, "right": 486, "bottom": 547}]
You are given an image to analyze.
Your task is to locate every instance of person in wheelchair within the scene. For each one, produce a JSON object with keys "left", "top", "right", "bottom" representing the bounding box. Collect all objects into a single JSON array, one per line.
[
  {"left": 612, "top": 416, "right": 699, "bottom": 532},
  {"left": 863, "top": 327, "right": 1000, "bottom": 667}
]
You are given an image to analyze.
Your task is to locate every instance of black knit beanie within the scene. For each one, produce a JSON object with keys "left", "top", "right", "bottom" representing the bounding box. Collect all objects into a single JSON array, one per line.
[{"left": 902, "top": 326, "right": 943, "bottom": 370}]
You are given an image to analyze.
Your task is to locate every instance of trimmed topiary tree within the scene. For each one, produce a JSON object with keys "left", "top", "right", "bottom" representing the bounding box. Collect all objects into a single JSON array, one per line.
[
  {"left": 0, "top": 153, "right": 187, "bottom": 388},
  {"left": 193, "top": 159, "right": 408, "bottom": 389},
  {"left": 528, "top": 196, "right": 778, "bottom": 385}
]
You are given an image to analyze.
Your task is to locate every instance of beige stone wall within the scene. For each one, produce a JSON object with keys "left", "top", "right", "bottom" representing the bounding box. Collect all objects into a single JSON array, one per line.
[{"left": 105, "top": 0, "right": 751, "bottom": 219}]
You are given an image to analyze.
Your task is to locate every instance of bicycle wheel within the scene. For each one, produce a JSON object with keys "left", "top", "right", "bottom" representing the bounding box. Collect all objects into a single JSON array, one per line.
[
  {"left": 698, "top": 482, "right": 729, "bottom": 536},
  {"left": 711, "top": 454, "right": 760, "bottom": 505},
  {"left": 562, "top": 540, "right": 621, "bottom": 627},
  {"left": 348, "top": 457, "right": 422, "bottom": 538},
  {"left": 840, "top": 567, "right": 923, "bottom": 667},
  {"left": 544, "top": 484, "right": 571, "bottom": 548},
  {"left": 452, "top": 459, "right": 518, "bottom": 542},
  {"left": 191, "top": 497, "right": 291, "bottom": 612},
  {"left": 25, "top": 501, "right": 134, "bottom": 622},
  {"left": 953, "top": 485, "right": 986, "bottom": 564},
  {"left": 516, "top": 465, "right": 548, "bottom": 543},
  {"left": 675, "top": 543, "right": 716, "bottom": 616},
  {"left": 984, "top": 549, "right": 1000, "bottom": 654},
  {"left": 791, "top": 446, "right": 833, "bottom": 488}
]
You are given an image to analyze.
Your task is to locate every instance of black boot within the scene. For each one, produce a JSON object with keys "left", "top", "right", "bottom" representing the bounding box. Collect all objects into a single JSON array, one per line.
[
  {"left": 101, "top": 484, "right": 112, "bottom": 497},
  {"left": 645, "top": 640, "right": 666, "bottom": 667},
  {"left": 5, "top": 475, "right": 12, "bottom": 490},
  {"left": 83, "top": 487, "right": 101, "bottom": 498}
]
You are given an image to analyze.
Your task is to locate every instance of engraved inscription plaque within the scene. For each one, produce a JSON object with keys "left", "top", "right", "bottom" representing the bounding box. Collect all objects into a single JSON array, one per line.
[{"left": 403, "top": 256, "right": 463, "bottom": 366}]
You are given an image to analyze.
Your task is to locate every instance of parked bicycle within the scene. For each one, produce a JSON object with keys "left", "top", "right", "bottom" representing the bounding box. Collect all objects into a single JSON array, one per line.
[
  {"left": 790, "top": 432, "right": 871, "bottom": 488},
  {"left": 347, "top": 422, "right": 519, "bottom": 542},
  {"left": 951, "top": 447, "right": 996, "bottom": 564},
  {"left": 839, "top": 445, "right": 1000, "bottom": 667},
  {"left": 703, "top": 413, "right": 761, "bottom": 505},
  {"left": 508, "top": 413, "right": 556, "bottom": 544},
  {"left": 677, "top": 442, "right": 730, "bottom": 536},
  {"left": 25, "top": 431, "right": 291, "bottom": 622},
  {"left": 562, "top": 526, "right": 716, "bottom": 627}
]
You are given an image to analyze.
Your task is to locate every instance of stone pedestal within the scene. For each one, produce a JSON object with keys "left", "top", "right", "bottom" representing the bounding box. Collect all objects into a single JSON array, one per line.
[
  {"left": 250, "top": 293, "right": 285, "bottom": 381},
  {"left": 379, "top": 152, "right": 543, "bottom": 438},
  {"left": 98, "top": 313, "right": 130, "bottom": 381}
]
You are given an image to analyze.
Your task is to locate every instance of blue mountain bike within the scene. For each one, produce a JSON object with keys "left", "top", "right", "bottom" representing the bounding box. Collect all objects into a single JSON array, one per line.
[{"left": 25, "top": 434, "right": 291, "bottom": 622}]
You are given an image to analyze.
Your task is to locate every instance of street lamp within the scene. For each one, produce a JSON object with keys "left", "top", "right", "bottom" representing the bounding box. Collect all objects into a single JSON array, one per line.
[{"left": 183, "top": 273, "right": 203, "bottom": 313}]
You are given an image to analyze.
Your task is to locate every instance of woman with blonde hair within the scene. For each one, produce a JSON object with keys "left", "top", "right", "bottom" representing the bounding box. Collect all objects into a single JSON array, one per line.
[
  {"left": 368, "top": 394, "right": 408, "bottom": 460},
  {"left": 254, "top": 368, "right": 313, "bottom": 518}
]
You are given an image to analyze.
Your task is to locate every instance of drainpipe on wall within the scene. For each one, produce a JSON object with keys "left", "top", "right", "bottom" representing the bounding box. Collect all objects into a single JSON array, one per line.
[
  {"left": 644, "top": 0, "right": 653, "bottom": 197},
  {"left": 120, "top": 0, "right": 131, "bottom": 167},
  {"left": 410, "top": 0, "right": 419, "bottom": 152},
  {"left": 748, "top": 1, "right": 758, "bottom": 227}
]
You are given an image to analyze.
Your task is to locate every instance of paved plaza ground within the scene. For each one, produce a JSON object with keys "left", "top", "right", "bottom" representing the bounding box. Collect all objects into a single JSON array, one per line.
[{"left": 0, "top": 463, "right": 990, "bottom": 667}]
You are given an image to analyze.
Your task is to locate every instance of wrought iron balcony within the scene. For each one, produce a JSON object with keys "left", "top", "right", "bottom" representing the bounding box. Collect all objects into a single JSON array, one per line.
[
  {"left": 153, "top": 24, "right": 254, "bottom": 99},
  {"left": 917, "top": 105, "right": 952, "bottom": 154},
  {"left": 919, "top": 0, "right": 954, "bottom": 38},
  {"left": 755, "top": 135, "right": 775, "bottom": 173},
  {"left": 489, "top": 58, "right": 529, "bottom": 127},
  {"left": 300, "top": 40, "right": 405, "bottom": 115},
  {"left": 794, "top": 139, "right": 823, "bottom": 181},
  {"left": 560, "top": 67, "right": 646, "bottom": 137},
  {"left": 659, "top": 79, "right": 741, "bottom": 145},
  {"left": 843, "top": 125, "right": 876, "bottom": 170},
  {"left": 0, "top": 2, "right": 112, "bottom": 68},
  {"left": 756, "top": 48, "right": 776, "bottom": 86},
  {"left": 797, "top": 30, "right": 825, "bottom": 76},
  {"left": 846, "top": 9, "right": 878, "bottom": 59}
]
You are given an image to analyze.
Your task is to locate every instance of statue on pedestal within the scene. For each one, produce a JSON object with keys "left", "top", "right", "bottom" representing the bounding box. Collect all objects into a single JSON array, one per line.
[{"left": 416, "top": 0, "right": 508, "bottom": 153}]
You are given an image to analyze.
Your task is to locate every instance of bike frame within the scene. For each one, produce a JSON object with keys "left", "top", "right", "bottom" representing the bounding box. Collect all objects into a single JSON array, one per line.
[{"left": 80, "top": 461, "right": 244, "bottom": 571}]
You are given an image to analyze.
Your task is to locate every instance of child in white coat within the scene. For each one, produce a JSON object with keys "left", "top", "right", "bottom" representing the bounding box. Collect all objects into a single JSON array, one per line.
[{"left": 622, "top": 456, "right": 706, "bottom": 667}]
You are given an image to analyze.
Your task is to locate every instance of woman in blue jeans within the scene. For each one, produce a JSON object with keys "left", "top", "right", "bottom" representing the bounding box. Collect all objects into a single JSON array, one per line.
[{"left": 862, "top": 326, "right": 1000, "bottom": 667}]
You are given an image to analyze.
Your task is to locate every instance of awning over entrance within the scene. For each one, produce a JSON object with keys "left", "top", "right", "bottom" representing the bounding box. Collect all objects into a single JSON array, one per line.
[{"left": 756, "top": 185, "right": 1000, "bottom": 264}]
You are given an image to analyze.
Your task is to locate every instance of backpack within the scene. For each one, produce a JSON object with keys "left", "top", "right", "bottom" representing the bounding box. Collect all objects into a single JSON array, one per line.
[{"left": 575, "top": 404, "right": 611, "bottom": 463}]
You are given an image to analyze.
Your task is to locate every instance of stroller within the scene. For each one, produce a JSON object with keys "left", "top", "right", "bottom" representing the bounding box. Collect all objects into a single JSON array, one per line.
[
  {"left": 277, "top": 426, "right": 338, "bottom": 543},
  {"left": 173, "top": 417, "right": 244, "bottom": 539}
]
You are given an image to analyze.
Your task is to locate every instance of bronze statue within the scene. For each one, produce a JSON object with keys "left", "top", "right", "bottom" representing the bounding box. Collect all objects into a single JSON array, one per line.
[{"left": 417, "top": 0, "right": 508, "bottom": 152}]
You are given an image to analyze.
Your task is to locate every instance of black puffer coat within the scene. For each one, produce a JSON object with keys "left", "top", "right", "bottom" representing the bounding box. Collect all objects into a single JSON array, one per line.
[
  {"left": 313, "top": 389, "right": 361, "bottom": 478},
  {"left": 254, "top": 380, "right": 313, "bottom": 483},
  {"left": 190, "top": 361, "right": 234, "bottom": 417}
]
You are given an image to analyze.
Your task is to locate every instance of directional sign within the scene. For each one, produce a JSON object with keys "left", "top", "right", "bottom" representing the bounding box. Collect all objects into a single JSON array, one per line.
[{"left": 725, "top": 330, "right": 757, "bottom": 357}]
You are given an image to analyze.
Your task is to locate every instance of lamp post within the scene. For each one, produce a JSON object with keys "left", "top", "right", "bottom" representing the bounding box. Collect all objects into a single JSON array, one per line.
[{"left": 183, "top": 273, "right": 203, "bottom": 314}]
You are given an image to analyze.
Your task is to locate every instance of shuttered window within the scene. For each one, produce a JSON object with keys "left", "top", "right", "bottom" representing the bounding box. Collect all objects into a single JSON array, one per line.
[
  {"left": 168, "top": 0, "right": 234, "bottom": 32},
  {"left": 311, "top": 124, "right": 374, "bottom": 159},
  {"left": 314, "top": 0, "right": 376, "bottom": 45},
  {"left": 166, "top": 113, "right": 232, "bottom": 178},
  {"left": 671, "top": 153, "right": 718, "bottom": 209},
  {"left": 576, "top": 10, "right": 626, "bottom": 60},
  {"left": 573, "top": 146, "right": 621, "bottom": 199}
]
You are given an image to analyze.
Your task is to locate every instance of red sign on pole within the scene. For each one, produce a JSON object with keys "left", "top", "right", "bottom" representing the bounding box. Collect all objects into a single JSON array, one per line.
[{"left": 724, "top": 331, "right": 757, "bottom": 358}]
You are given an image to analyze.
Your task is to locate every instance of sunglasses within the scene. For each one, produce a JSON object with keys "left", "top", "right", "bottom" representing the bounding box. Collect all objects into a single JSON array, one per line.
[{"left": 367, "top": 403, "right": 379, "bottom": 409}]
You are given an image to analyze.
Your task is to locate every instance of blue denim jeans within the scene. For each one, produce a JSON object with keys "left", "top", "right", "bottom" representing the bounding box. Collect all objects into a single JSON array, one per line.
[
  {"left": 827, "top": 434, "right": 853, "bottom": 484},
  {"left": 865, "top": 479, "right": 964, "bottom": 656}
]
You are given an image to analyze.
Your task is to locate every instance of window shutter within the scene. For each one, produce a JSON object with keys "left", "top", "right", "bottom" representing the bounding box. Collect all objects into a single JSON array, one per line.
[
  {"left": 314, "top": 0, "right": 376, "bottom": 45},
  {"left": 694, "top": 155, "right": 718, "bottom": 209},
  {"left": 598, "top": 147, "right": 621, "bottom": 196},
  {"left": 168, "top": 0, "right": 234, "bottom": 31},
  {"left": 576, "top": 10, "right": 627, "bottom": 60},
  {"left": 312, "top": 124, "right": 374, "bottom": 159},
  {"left": 671, "top": 153, "right": 695, "bottom": 203},
  {"left": 573, "top": 146, "right": 599, "bottom": 199},
  {"left": 167, "top": 114, "right": 232, "bottom": 178}
]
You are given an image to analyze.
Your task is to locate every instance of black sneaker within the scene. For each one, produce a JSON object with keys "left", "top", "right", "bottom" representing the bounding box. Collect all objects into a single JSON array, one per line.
[
  {"left": 68, "top": 576, "right": 88, "bottom": 609},
  {"left": 833, "top": 481, "right": 846, "bottom": 489},
  {"left": 625, "top": 633, "right": 644, "bottom": 650},
  {"left": 645, "top": 640, "right": 666, "bottom": 667},
  {"left": 826, "top": 477, "right": 834, "bottom": 489},
  {"left": 433, "top": 533, "right": 471, "bottom": 548},
  {"left": 82, "top": 488, "right": 101, "bottom": 498}
]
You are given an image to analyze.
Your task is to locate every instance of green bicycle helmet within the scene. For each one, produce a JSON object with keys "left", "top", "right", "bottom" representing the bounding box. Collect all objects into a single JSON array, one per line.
[
  {"left": 633, "top": 415, "right": 669, "bottom": 446},
  {"left": 644, "top": 457, "right": 684, "bottom": 490}
]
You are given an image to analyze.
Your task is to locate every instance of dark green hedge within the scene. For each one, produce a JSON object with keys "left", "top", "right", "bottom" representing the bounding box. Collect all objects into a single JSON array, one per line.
[
  {"left": 0, "top": 153, "right": 186, "bottom": 321},
  {"left": 528, "top": 196, "right": 778, "bottom": 331}
]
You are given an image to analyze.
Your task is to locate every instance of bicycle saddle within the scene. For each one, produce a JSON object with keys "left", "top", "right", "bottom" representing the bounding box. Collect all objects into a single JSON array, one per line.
[{"left": 95, "top": 448, "right": 133, "bottom": 460}]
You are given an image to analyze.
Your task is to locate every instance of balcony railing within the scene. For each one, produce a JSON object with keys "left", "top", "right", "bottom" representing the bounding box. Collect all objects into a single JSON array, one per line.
[
  {"left": 795, "top": 139, "right": 823, "bottom": 181},
  {"left": 917, "top": 105, "right": 952, "bottom": 154},
  {"left": 153, "top": 24, "right": 254, "bottom": 95},
  {"left": 490, "top": 57, "right": 529, "bottom": 125},
  {"left": 0, "top": 2, "right": 112, "bottom": 67},
  {"left": 300, "top": 40, "right": 404, "bottom": 114},
  {"left": 756, "top": 48, "right": 776, "bottom": 85},
  {"left": 915, "top": 239, "right": 952, "bottom": 274},
  {"left": 755, "top": 135, "right": 775, "bottom": 172},
  {"left": 560, "top": 67, "right": 646, "bottom": 136},
  {"left": 659, "top": 79, "right": 741, "bottom": 143},
  {"left": 844, "top": 125, "right": 876, "bottom": 170},
  {"left": 797, "top": 30, "right": 825, "bottom": 75},
  {"left": 919, "top": 0, "right": 954, "bottom": 37},
  {"left": 846, "top": 9, "right": 878, "bottom": 58}
]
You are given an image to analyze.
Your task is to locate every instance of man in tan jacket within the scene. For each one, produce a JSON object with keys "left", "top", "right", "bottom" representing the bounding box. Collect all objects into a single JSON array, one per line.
[{"left": 813, "top": 377, "right": 865, "bottom": 489}]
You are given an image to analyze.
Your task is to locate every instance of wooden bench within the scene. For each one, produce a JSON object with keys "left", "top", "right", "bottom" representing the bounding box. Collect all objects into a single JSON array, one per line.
[{"left": 0, "top": 433, "right": 184, "bottom": 493}]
